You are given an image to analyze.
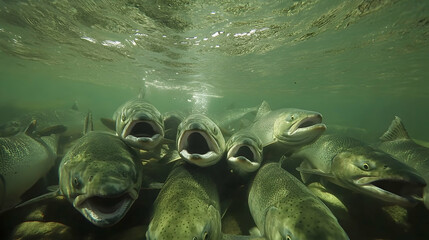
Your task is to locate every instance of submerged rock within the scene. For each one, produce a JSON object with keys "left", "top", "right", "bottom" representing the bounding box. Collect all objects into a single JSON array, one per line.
[{"left": 11, "top": 221, "right": 75, "bottom": 240}]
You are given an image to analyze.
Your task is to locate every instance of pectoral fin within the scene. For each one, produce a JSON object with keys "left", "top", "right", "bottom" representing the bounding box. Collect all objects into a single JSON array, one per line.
[
  {"left": 15, "top": 187, "right": 61, "bottom": 209},
  {"left": 297, "top": 161, "right": 334, "bottom": 183}
]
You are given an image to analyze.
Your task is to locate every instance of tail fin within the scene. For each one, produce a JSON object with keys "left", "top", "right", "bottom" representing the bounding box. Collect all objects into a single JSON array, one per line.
[{"left": 380, "top": 116, "right": 410, "bottom": 142}]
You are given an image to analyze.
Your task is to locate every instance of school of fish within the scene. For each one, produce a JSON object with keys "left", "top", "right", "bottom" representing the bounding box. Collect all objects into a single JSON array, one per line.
[{"left": 0, "top": 96, "right": 428, "bottom": 240}]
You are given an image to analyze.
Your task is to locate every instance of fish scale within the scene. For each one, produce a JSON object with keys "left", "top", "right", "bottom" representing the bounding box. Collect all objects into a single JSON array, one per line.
[
  {"left": 146, "top": 162, "right": 221, "bottom": 240},
  {"left": 248, "top": 162, "right": 349, "bottom": 240},
  {"left": 0, "top": 127, "right": 58, "bottom": 212}
]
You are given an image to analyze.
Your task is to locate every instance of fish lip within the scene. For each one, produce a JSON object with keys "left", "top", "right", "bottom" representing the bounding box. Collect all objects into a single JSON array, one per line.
[
  {"left": 354, "top": 177, "right": 425, "bottom": 206},
  {"left": 228, "top": 156, "right": 261, "bottom": 173},
  {"left": 121, "top": 119, "right": 163, "bottom": 148},
  {"left": 288, "top": 114, "right": 325, "bottom": 135},
  {"left": 227, "top": 144, "right": 262, "bottom": 173},
  {"left": 74, "top": 189, "right": 138, "bottom": 227}
]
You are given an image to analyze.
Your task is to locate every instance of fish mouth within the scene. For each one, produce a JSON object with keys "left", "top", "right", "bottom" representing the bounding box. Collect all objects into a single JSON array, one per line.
[
  {"left": 74, "top": 190, "right": 138, "bottom": 227},
  {"left": 227, "top": 144, "right": 261, "bottom": 173},
  {"left": 355, "top": 177, "right": 425, "bottom": 206},
  {"left": 122, "top": 120, "right": 163, "bottom": 149},
  {"left": 288, "top": 114, "right": 325, "bottom": 135},
  {"left": 279, "top": 114, "right": 326, "bottom": 145},
  {"left": 178, "top": 130, "right": 221, "bottom": 167}
]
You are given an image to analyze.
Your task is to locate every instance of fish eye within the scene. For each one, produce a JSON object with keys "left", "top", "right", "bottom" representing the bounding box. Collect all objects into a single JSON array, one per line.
[
  {"left": 213, "top": 127, "right": 218, "bottom": 135},
  {"left": 363, "top": 163, "right": 370, "bottom": 170},
  {"left": 286, "top": 115, "right": 295, "bottom": 122},
  {"left": 73, "top": 177, "right": 81, "bottom": 188},
  {"left": 121, "top": 113, "right": 126, "bottom": 122}
]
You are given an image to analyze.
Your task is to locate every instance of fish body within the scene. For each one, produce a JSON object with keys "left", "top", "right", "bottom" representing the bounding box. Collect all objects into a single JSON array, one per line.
[
  {"left": 248, "top": 162, "right": 349, "bottom": 240},
  {"left": 226, "top": 129, "right": 263, "bottom": 175},
  {"left": 113, "top": 98, "right": 164, "bottom": 150},
  {"left": 214, "top": 106, "right": 258, "bottom": 135},
  {"left": 249, "top": 101, "right": 326, "bottom": 156},
  {"left": 0, "top": 107, "right": 85, "bottom": 139},
  {"left": 59, "top": 130, "right": 142, "bottom": 227},
  {"left": 177, "top": 114, "right": 226, "bottom": 167},
  {"left": 146, "top": 162, "right": 222, "bottom": 240},
  {"left": 0, "top": 121, "right": 59, "bottom": 212},
  {"left": 292, "top": 134, "right": 426, "bottom": 206},
  {"left": 377, "top": 116, "right": 429, "bottom": 209}
]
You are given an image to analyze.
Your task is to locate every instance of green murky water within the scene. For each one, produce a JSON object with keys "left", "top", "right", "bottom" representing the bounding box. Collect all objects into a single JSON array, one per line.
[{"left": 0, "top": 0, "right": 428, "bottom": 239}]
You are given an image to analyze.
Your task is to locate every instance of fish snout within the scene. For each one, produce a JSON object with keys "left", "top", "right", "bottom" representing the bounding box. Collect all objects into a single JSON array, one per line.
[
  {"left": 188, "top": 122, "right": 205, "bottom": 131},
  {"left": 133, "top": 112, "right": 153, "bottom": 121},
  {"left": 88, "top": 172, "right": 135, "bottom": 196}
]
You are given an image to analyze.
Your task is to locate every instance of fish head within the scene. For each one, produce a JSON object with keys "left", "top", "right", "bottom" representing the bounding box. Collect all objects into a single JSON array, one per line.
[
  {"left": 59, "top": 137, "right": 142, "bottom": 227},
  {"left": 0, "top": 120, "right": 22, "bottom": 136},
  {"left": 146, "top": 204, "right": 221, "bottom": 240},
  {"left": 177, "top": 114, "right": 226, "bottom": 167},
  {"left": 163, "top": 111, "right": 185, "bottom": 140},
  {"left": 265, "top": 201, "right": 348, "bottom": 240},
  {"left": 273, "top": 109, "right": 326, "bottom": 148},
  {"left": 115, "top": 99, "right": 164, "bottom": 150},
  {"left": 226, "top": 131, "right": 263, "bottom": 174},
  {"left": 332, "top": 147, "right": 426, "bottom": 206}
]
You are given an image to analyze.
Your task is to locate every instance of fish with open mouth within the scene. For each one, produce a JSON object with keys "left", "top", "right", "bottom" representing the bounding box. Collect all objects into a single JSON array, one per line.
[
  {"left": 377, "top": 116, "right": 429, "bottom": 209},
  {"left": 18, "top": 113, "right": 143, "bottom": 227},
  {"left": 291, "top": 134, "right": 426, "bottom": 207},
  {"left": 176, "top": 114, "right": 226, "bottom": 167},
  {"left": 249, "top": 101, "right": 326, "bottom": 158},
  {"left": 102, "top": 97, "right": 164, "bottom": 150},
  {"left": 226, "top": 129, "right": 263, "bottom": 176}
]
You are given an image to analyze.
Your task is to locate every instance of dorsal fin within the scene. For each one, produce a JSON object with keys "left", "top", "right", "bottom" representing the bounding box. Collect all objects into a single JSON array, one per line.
[
  {"left": 24, "top": 120, "right": 37, "bottom": 135},
  {"left": 255, "top": 101, "right": 271, "bottom": 121},
  {"left": 83, "top": 111, "right": 94, "bottom": 134},
  {"left": 138, "top": 86, "right": 145, "bottom": 99},
  {"left": 71, "top": 101, "right": 79, "bottom": 111},
  {"left": 380, "top": 116, "right": 410, "bottom": 142}
]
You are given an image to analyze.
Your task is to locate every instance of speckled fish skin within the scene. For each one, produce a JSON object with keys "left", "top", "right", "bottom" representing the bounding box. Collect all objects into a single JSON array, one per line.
[
  {"left": 0, "top": 125, "right": 58, "bottom": 212},
  {"left": 226, "top": 129, "right": 263, "bottom": 175},
  {"left": 146, "top": 162, "right": 222, "bottom": 240},
  {"left": 59, "top": 131, "right": 142, "bottom": 227},
  {"left": 377, "top": 116, "right": 429, "bottom": 209},
  {"left": 113, "top": 98, "right": 164, "bottom": 150},
  {"left": 249, "top": 102, "right": 326, "bottom": 155},
  {"left": 176, "top": 114, "right": 226, "bottom": 167},
  {"left": 292, "top": 134, "right": 426, "bottom": 206},
  {"left": 248, "top": 162, "right": 349, "bottom": 240}
]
